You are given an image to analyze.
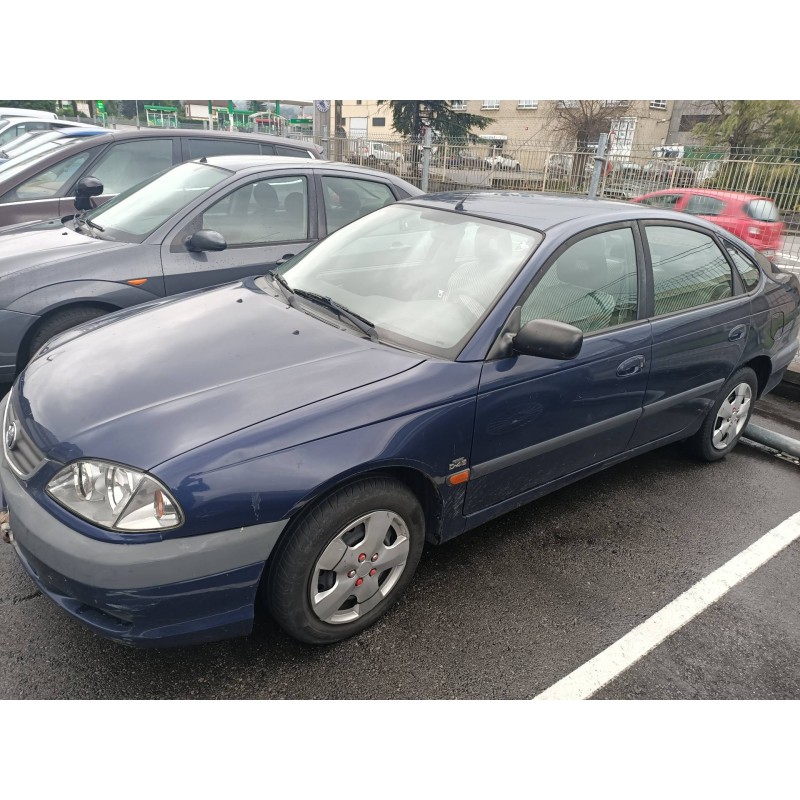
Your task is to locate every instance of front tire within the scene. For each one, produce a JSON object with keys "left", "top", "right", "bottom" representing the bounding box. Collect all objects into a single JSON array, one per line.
[
  {"left": 685, "top": 367, "right": 757, "bottom": 462},
  {"left": 25, "top": 306, "right": 108, "bottom": 366},
  {"left": 265, "top": 477, "right": 425, "bottom": 644}
]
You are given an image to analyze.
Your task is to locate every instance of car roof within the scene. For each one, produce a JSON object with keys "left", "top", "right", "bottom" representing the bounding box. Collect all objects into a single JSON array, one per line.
[
  {"left": 402, "top": 191, "right": 650, "bottom": 230},
  {"left": 196, "top": 155, "right": 423, "bottom": 190}
]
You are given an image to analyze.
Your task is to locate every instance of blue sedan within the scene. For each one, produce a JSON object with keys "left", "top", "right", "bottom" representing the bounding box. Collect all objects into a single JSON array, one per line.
[{"left": 1, "top": 192, "right": 798, "bottom": 647}]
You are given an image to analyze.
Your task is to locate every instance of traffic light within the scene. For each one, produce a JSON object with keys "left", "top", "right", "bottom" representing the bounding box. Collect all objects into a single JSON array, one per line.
[{"left": 97, "top": 101, "right": 106, "bottom": 115}]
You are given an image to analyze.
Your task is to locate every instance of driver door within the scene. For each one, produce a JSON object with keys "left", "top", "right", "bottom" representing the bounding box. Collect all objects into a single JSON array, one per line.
[
  {"left": 160, "top": 171, "right": 317, "bottom": 295},
  {"left": 464, "top": 224, "right": 652, "bottom": 516}
]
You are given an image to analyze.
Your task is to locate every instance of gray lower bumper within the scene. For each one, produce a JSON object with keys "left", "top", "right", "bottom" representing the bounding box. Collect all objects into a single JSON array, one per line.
[{"left": 0, "top": 398, "right": 287, "bottom": 591}]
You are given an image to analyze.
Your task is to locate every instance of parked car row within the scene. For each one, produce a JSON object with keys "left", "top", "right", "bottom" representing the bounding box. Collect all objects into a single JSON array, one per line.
[
  {"left": 0, "top": 123, "right": 798, "bottom": 654},
  {"left": 0, "top": 128, "right": 325, "bottom": 227}
]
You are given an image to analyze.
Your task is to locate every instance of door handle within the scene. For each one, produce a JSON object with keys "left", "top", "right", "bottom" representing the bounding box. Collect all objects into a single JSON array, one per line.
[
  {"left": 275, "top": 253, "right": 296, "bottom": 266},
  {"left": 728, "top": 324, "right": 747, "bottom": 342},
  {"left": 616, "top": 355, "right": 646, "bottom": 377}
]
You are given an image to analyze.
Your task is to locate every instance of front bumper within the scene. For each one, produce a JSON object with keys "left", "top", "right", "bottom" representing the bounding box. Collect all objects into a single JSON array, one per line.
[{"left": 0, "top": 397, "right": 287, "bottom": 647}]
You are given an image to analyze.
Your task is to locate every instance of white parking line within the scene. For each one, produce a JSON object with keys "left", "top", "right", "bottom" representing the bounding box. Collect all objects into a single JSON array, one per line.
[{"left": 533, "top": 510, "right": 800, "bottom": 700}]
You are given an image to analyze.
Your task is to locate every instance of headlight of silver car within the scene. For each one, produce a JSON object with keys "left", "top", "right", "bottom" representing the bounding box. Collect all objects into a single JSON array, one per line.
[{"left": 46, "top": 460, "right": 183, "bottom": 532}]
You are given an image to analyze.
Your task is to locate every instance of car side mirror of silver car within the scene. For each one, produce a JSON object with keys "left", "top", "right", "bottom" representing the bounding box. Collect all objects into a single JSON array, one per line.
[
  {"left": 185, "top": 230, "right": 227, "bottom": 253},
  {"left": 513, "top": 319, "right": 583, "bottom": 360},
  {"left": 74, "top": 176, "right": 104, "bottom": 212}
]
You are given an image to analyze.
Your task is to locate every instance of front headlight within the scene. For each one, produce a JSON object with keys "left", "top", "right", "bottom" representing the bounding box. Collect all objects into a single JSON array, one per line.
[{"left": 46, "top": 459, "right": 183, "bottom": 532}]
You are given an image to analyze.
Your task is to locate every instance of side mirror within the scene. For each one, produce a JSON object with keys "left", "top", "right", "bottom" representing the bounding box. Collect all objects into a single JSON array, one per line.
[
  {"left": 513, "top": 319, "right": 583, "bottom": 360},
  {"left": 74, "top": 176, "right": 104, "bottom": 212},
  {"left": 185, "top": 229, "right": 227, "bottom": 253}
]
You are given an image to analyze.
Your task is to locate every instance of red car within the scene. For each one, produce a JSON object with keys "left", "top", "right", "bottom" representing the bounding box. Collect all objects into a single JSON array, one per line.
[{"left": 630, "top": 188, "right": 784, "bottom": 260}]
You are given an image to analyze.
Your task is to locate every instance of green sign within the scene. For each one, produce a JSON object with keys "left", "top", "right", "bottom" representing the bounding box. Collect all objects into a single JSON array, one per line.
[{"left": 290, "top": 118, "right": 312, "bottom": 125}]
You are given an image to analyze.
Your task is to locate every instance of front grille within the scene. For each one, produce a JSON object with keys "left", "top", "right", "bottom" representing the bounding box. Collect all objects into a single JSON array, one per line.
[{"left": 3, "top": 392, "right": 45, "bottom": 479}]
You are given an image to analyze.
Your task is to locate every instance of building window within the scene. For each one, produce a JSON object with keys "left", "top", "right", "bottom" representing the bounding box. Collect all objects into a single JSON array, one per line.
[
  {"left": 372, "top": 117, "right": 385, "bottom": 127},
  {"left": 451, "top": 100, "right": 467, "bottom": 110},
  {"left": 518, "top": 100, "right": 538, "bottom": 109},
  {"left": 557, "top": 100, "right": 580, "bottom": 108},
  {"left": 481, "top": 100, "right": 500, "bottom": 110},
  {"left": 356, "top": 100, "right": 362, "bottom": 105},
  {"left": 650, "top": 100, "right": 667, "bottom": 110},
  {"left": 601, "top": 100, "right": 629, "bottom": 107},
  {"left": 679, "top": 114, "right": 712, "bottom": 131}
]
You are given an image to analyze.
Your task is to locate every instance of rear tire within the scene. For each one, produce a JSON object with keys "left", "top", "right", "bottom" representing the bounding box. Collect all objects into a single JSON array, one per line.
[
  {"left": 264, "top": 477, "right": 425, "bottom": 644},
  {"left": 25, "top": 306, "right": 108, "bottom": 365},
  {"left": 685, "top": 367, "right": 757, "bottom": 462}
]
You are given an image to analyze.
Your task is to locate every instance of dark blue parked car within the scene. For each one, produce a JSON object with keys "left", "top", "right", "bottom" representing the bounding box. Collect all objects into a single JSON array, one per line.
[{"left": 1, "top": 193, "right": 798, "bottom": 647}]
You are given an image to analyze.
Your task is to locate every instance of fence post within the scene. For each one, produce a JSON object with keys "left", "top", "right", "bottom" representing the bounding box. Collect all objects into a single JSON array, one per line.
[
  {"left": 421, "top": 126, "right": 432, "bottom": 192},
  {"left": 322, "top": 126, "right": 329, "bottom": 159},
  {"left": 588, "top": 133, "right": 608, "bottom": 199}
]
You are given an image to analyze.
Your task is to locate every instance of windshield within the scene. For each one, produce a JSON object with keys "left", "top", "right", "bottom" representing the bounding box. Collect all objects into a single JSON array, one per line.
[
  {"left": 0, "top": 130, "right": 62, "bottom": 159},
  {"left": 0, "top": 137, "right": 78, "bottom": 177},
  {"left": 281, "top": 204, "right": 542, "bottom": 358},
  {"left": 84, "top": 161, "right": 232, "bottom": 243}
]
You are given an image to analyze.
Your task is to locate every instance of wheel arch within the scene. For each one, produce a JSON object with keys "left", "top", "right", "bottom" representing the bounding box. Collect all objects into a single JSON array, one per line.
[
  {"left": 267, "top": 464, "right": 445, "bottom": 568},
  {"left": 742, "top": 355, "right": 772, "bottom": 398},
  {"left": 17, "top": 299, "right": 120, "bottom": 372}
]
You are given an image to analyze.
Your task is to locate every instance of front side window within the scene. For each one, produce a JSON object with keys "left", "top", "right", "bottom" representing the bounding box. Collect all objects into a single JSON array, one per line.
[
  {"left": 639, "top": 193, "right": 682, "bottom": 209},
  {"left": 200, "top": 175, "right": 308, "bottom": 245},
  {"left": 321, "top": 176, "right": 397, "bottom": 233},
  {"left": 85, "top": 161, "right": 231, "bottom": 243},
  {"left": 645, "top": 226, "right": 734, "bottom": 315},
  {"left": 281, "top": 205, "right": 542, "bottom": 358},
  {"left": 0, "top": 149, "right": 98, "bottom": 202},
  {"left": 683, "top": 194, "right": 726, "bottom": 216},
  {"left": 86, "top": 139, "right": 174, "bottom": 194},
  {"left": 521, "top": 228, "right": 639, "bottom": 334}
]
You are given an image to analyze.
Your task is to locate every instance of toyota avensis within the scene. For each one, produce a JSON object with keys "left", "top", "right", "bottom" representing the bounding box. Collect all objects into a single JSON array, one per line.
[{"left": 1, "top": 193, "right": 798, "bottom": 648}]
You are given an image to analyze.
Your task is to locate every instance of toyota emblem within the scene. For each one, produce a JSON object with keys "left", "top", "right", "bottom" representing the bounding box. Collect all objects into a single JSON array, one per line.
[{"left": 5, "top": 422, "right": 17, "bottom": 451}]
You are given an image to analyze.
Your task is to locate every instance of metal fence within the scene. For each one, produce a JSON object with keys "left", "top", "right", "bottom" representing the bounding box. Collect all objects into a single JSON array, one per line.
[
  {"left": 308, "top": 134, "right": 800, "bottom": 270},
  {"left": 52, "top": 117, "right": 800, "bottom": 270}
]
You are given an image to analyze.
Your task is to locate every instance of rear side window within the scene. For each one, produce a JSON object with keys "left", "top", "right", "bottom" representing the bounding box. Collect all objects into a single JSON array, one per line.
[
  {"left": 744, "top": 199, "right": 780, "bottom": 222},
  {"left": 187, "top": 138, "right": 261, "bottom": 159},
  {"left": 321, "top": 176, "right": 397, "bottom": 232},
  {"left": 645, "top": 225, "right": 734, "bottom": 315},
  {"left": 684, "top": 194, "right": 726, "bottom": 216},
  {"left": 725, "top": 243, "right": 761, "bottom": 290}
]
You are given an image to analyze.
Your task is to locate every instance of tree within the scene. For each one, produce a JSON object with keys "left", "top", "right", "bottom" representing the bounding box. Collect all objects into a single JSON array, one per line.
[
  {"left": 0, "top": 100, "right": 57, "bottom": 113},
  {"left": 691, "top": 100, "right": 800, "bottom": 155},
  {"left": 544, "top": 100, "right": 627, "bottom": 184},
  {"left": 379, "top": 101, "right": 492, "bottom": 140}
]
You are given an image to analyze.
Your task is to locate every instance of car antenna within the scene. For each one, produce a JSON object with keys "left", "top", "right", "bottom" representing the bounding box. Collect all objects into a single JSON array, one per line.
[{"left": 454, "top": 190, "right": 475, "bottom": 212}]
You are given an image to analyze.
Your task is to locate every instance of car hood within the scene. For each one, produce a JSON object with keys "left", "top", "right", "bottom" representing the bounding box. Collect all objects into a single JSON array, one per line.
[
  {"left": 0, "top": 219, "right": 130, "bottom": 277},
  {"left": 16, "top": 280, "right": 425, "bottom": 469}
]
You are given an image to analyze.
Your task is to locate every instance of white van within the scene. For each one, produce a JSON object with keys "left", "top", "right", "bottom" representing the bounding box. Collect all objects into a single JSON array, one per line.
[{"left": 0, "top": 106, "right": 58, "bottom": 121}]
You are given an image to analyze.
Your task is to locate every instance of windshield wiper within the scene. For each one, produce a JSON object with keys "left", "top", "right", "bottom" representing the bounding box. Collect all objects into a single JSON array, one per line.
[
  {"left": 265, "top": 269, "right": 297, "bottom": 307},
  {"left": 292, "top": 289, "right": 379, "bottom": 342},
  {"left": 86, "top": 218, "right": 105, "bottom": 232}
]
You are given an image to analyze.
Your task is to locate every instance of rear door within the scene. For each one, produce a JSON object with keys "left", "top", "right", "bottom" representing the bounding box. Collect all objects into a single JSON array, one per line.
[
  {"left": 627, "top": 221, "right": 751, "bottom": 448},
  {"left": 160, "top": 168, "right": 317, "bottom": 295}
]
